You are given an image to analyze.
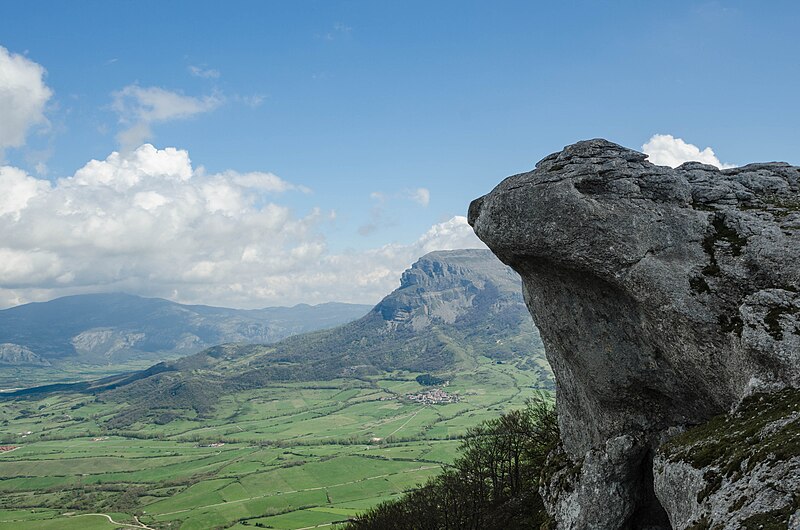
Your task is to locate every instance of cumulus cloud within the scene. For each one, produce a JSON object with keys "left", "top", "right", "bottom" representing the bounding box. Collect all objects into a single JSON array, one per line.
[
  {"left": 0, "top": 145, "right": 486, "bottom": 309},
  {"left": 0, "top": 46, "right": 53, "bottom": 154},
  {"left": 414, "top": 216, "right": 484, "bottom": 254},
  {"left": 0, "top": 166, "right": 51, "bottom": 219},
  {"left": 642, "top": 134, "right": 735, "bottom": 169},
  {"left": 0, "top": 145, "right": 310, "bottom": 304},
  {"left": 111, "top": 85, "right": 222, "bottom": 150}
]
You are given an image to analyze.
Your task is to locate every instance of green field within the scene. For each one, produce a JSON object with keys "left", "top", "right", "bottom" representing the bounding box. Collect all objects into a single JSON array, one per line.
[
  {"left": 0, "top": 358, "right": 551, "bottom": 529},
  {"left": 0, "top": 359, "right": 180, "bottom": 392}
]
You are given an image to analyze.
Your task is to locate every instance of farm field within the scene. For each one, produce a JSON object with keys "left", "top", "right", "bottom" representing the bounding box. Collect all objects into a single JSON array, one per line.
[
  {"left": 0, "top": 359, "right": 174, "bottom": 392},
  {"left": 0, "top": 358, "right": 551, "bottom": 529}
]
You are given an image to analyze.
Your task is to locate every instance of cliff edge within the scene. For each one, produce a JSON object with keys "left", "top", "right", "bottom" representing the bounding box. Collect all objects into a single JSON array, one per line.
[{"left": 469, "top": 139, "right": 800, "bottom": 529}]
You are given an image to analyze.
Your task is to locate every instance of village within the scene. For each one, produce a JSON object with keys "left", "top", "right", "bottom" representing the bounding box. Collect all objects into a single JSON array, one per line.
[{"left": 405, "top": 387, "right": 460, "bottom": 405}]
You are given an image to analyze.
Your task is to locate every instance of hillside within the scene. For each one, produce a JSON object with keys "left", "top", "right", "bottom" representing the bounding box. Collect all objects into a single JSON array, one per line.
[{"left": 0, "top": 293, "right": 372, "bottom": 366}]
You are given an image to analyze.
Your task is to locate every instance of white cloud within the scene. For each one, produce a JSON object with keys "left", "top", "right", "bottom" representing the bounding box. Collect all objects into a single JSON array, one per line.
[
  {"left": 0, "top": 166, "right": 51, "bottom": 219},
  {"left": 111, "top": 85, "right": 223, "bottom": 150},
  {"left": 415, "top": 216, "right": 484, "bottom": 254},
  {"left": 0, "top": 46, "right": 53, "bottom": 154},
  {"left": 358, "top": 192, "right": 387, "bottom": 235},
  {"left": 0, "top": 145, "right": 485, "bottom": 309},
  {"left": 225, "top": 170, "right": 310, "bottom": 193},
  {"left": 410, "top": 187, "right": 430, "bottom": 207},
  {"left": 188, "top": 65, "right": 220, "bottom": 79},
  {"left": 642, "top": 134, "right": 735, "bottom": 169},
  {"left": 0, "top": 248, "right": 64, "bottom": 286}
]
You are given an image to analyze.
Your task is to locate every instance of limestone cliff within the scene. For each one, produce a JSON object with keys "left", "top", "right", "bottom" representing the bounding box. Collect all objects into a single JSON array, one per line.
[
  {"left": 0, "top": 343, "right": 50, "bottom": 366},
  {"left": 469, "top": 139, "right": 800, "bottom": 529}
]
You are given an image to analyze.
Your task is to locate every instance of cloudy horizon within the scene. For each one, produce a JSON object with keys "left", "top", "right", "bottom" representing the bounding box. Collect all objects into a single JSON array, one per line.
[
  {"left": 2, "top": 2, "right": 798, "bottom": 309},
  {"left": 0, "top": 45, "right": 773, "bottom": 309}
]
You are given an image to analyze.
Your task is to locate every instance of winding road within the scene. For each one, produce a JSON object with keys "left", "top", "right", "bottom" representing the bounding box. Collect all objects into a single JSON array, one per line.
[{"left": 69, "top": 512, "right": 155, "bottom": 529}]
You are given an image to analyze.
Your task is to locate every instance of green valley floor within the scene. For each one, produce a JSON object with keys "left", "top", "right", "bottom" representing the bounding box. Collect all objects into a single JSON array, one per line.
[{"left": 0, "top": 357, "right": 551, "bottom": 529}]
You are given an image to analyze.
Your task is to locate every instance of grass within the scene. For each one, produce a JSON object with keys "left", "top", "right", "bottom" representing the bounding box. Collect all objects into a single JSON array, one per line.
[
  {"left": 0, "top": 359, "right": 183, "bottom": 391},
  {"left": 0, "top": 358, "right": 549, "bottom": 529}
]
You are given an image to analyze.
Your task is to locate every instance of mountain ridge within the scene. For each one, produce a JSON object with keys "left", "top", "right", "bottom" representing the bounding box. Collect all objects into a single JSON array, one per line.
[{"left": 0, "top": 292, "right": 373, "bottom": 367}]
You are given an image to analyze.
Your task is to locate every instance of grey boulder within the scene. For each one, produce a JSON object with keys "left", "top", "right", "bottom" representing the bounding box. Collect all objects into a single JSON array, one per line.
[{"left": 469, "top": 139, "right": 800, "bottom": 528}]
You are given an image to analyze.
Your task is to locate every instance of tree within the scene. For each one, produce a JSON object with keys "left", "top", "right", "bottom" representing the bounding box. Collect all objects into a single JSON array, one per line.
[{"left": 346, "top": 396, "right": 558, "bottom": 530}]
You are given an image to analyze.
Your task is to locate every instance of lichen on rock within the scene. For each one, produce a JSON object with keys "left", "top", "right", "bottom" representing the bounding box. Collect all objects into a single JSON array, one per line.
[{"left": 469, "top": 139, "right": 800, "bottom": 528}]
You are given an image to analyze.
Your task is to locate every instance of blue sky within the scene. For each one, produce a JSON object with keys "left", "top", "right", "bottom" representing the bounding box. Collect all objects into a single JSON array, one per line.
[{"left": 0, "top": 1, "right": 798, "bottom": 308}]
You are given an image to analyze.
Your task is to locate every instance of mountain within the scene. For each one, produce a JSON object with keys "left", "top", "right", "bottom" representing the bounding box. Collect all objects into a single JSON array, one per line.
[
  {"left": 0, "top": 293, "right": 372, "bottom": 365},
  {"left": 232, "top": 249, "right": 543, "bottom": 383},
  {"left": 4, "top": 249, "right": 550, "bottom": 427}
]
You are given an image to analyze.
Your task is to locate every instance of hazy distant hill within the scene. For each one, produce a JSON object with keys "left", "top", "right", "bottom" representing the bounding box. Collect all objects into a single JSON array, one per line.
[{"left": 0, "top": 293, "right": 372, "bottom": 365}]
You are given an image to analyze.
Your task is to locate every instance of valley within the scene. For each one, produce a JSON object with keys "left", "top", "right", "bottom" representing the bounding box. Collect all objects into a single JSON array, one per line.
[
  {"left": 0, "top": 358, "right": 550, "bottom": 529},
  {"left": 0, "top": 250, "right": 554, "bottom": 529},
  {"left": 0, "top": 360, "right": 171, "bottom": 393}
]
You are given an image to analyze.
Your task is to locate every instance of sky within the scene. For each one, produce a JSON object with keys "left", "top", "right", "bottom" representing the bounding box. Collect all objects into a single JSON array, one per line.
[{"left": 0, "top": 1, "right": 798, "bottom": 309}]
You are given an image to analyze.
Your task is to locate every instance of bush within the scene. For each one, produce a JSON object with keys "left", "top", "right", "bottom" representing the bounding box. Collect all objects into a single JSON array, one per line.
[{"left": 415, "top": 374, "right": 446, "bottom": 386}]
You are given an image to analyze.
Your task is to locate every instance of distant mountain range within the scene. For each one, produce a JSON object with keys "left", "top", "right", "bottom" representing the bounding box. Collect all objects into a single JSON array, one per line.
[
  {"left": 4, "top": 249, "right": 550, "bottom": 426},
  {"left": 0, "top": 293, "right": 372, "bottom": 366}
]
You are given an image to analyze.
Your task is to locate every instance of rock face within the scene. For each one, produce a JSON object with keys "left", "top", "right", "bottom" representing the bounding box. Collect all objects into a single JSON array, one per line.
[
  {"left": 469, "top": 139, "right": 800, "bottom": 528},
  {"left": 70, "top": 329, "right": 146, "bottom": 361},
  {"left": 653, "top": 388, "right": 799, "bottom": 529},
  {"left": 0, "top": 343, "right": 50, "bottom": 366},
  {"left": 379, "top": 249, "right": 524, "bottom": 330}
]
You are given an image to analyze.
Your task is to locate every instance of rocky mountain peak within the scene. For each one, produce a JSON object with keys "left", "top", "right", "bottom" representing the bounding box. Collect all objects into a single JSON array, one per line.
[
  {"left": 470, "top": 139, "right": 800, "bottom": 529},
  {"left": 377, "top": 249, "right": 521, "bottom": 329}
]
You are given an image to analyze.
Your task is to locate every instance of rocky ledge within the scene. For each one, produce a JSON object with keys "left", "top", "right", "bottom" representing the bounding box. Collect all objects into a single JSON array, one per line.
[{"left": 469, "top": 139, "right": 800, "bottom": 529}]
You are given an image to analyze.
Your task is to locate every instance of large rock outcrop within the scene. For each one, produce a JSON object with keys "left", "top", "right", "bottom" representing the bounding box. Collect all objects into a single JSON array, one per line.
[{"left": 468, "top": 139, "right": 800, "bottom": 529}]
